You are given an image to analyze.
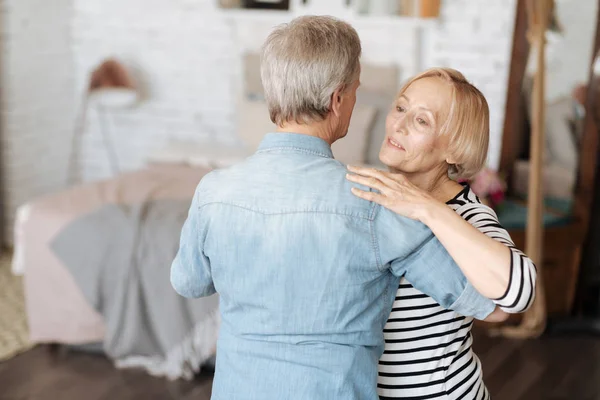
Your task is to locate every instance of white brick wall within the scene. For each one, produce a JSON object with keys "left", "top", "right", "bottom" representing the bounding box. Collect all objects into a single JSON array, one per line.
[
  {"left": 1, "top": 0, "right": 517, "bottom": 243},
  {"left": 73, "top": 0, "right": 238, "bottom": 182},
  {"left": 72, "top": 0, "right": 515, "bottom": 180},
  {"left": 1, "top": 0, "right": 77, "bottom": 242}
]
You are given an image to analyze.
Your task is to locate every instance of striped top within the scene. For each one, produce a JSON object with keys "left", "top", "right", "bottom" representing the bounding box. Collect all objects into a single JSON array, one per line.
[{"left": 378, "top": 185, "right": 537, "bottom": 400}]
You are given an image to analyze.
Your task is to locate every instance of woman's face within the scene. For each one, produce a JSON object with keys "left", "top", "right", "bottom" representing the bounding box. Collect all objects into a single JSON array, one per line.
[{"left": 379, "top": 77, "right": 452, "bottom": 175}]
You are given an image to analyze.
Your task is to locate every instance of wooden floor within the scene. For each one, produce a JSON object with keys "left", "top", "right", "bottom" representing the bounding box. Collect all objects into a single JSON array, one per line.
[
  {"left": 472, "top": 330, "right": 600, "bottom": 400},
  {"left": 1, "top": 330, "right": 599, "bottom": 400}
]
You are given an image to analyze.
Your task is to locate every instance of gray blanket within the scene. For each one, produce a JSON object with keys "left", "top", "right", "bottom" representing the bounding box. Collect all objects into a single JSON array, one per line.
[{"left": 50, "top": 199, "right": 219, "bottom": 380}]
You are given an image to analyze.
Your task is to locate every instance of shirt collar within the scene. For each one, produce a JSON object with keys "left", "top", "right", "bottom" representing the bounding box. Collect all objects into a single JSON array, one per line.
[{"left": 257, "top": 133, "right": 334, "bottom": 159}]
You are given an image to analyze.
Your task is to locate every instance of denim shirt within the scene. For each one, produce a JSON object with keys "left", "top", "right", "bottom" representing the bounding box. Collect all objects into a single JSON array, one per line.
[{"left": 171, "top": 133, "right": 494, "bottom": 400}]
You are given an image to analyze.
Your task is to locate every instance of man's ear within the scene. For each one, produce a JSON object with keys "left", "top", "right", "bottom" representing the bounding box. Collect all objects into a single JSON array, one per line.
[{"left": 330, "top": 86, "right": 344, "bottom": 117}]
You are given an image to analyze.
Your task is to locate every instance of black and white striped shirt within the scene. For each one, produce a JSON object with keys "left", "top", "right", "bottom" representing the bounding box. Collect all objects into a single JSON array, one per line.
[{"left": 378, "top": 185, "right": 537, "bottom": 400}]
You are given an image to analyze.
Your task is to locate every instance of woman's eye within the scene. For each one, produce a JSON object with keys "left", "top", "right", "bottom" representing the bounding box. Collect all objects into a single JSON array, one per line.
[
  {"left": 396, "top": 106, "right": 405, "bottom": 112},
  {"left": 417, "top": 118, "right": 428, "bottom": 126}
]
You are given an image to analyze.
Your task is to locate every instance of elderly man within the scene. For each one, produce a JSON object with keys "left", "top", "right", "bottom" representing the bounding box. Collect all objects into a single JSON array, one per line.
[{"left": 171, "top": 15, "right": 494, "bottom": 400}]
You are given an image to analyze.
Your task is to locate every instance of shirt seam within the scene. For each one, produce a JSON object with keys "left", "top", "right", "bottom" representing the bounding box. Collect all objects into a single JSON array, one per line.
[
  {"left": 197, "top": 201, "right": 372, "bottom": 220},
  {"left": 256, "top": 147, "right": 333, "bottom": 158},
  {"left": 369, "top": 202, "right": 388, "bottom": 324},
  {"left": 370, "top": 203, "right": 385, "bottom": 273}
]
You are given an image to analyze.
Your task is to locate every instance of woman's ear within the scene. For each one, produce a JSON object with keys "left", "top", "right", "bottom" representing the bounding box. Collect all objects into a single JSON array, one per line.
[{"left": 445, "top": 154, "right": 457, "bottom": 165}]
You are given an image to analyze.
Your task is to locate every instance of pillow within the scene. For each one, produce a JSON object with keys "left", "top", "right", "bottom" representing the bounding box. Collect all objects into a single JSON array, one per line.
[
  {"left": 243, "top": 53, "right": 264, "bottom": 100},
  {"left": 357, "top": 89, "right": 396, "bottom": 166},
  {"left": 331, "top": 105, "right": 377, "bottom": 165},
  {"left": 237, "top": 99, "right": 275, "bottom": 150},
  {"left": 146, "top": 141, "right": 250, "bottom": 168},
  {"left": 357, "top": 64, "right": 399, "bottom": 166},
  {"left": 360, "top": 64, "right": 399, "bottom": 94},
  {"left": 237, "top": 98, "right": 377, "bottom": 165}
]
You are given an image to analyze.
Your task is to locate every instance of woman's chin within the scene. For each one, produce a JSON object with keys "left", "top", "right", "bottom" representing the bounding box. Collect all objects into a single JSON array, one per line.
[{"left": 379, "top": 151, "right": 400, "bottom": 170}]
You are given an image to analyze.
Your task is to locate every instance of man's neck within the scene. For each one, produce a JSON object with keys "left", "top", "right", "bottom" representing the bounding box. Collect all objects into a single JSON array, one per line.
[{"left": 277, "top": 120, "right": 338, "bottom": 145}]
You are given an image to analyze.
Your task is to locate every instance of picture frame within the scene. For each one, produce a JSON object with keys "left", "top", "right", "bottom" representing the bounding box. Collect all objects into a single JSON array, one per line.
[{"left": 242, "top": 0, "right": 290, "bottom": 10}]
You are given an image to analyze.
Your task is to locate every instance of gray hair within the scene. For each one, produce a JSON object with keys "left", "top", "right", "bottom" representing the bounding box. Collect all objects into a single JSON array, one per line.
[{"left": 261, "top": 15, "right": 362, "bottom": 126}]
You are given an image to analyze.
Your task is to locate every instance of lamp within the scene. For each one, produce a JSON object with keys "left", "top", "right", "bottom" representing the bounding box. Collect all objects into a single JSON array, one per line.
[
  {"left": 88, "top": 59, "right": 138, "bottom": 108},
  {"left": 67, "top": 58, "right": 139, "bottom": 185}
]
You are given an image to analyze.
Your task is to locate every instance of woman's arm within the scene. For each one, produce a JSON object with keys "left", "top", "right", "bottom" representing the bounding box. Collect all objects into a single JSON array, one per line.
[
  {"left": 449, "top": 201, "right": 537, "bottom": 313},
  {"left": 417, "top": 200, "right": 511, "bottom": 299},
  {"left": 346, "top": 166, "right": 536, "bottom": 312},
  {"left": 485, "top": 307, "right": 509, "bottom": 323}
]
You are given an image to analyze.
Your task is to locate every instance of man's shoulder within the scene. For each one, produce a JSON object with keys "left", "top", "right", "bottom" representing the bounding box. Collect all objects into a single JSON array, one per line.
[
  {"left": 195, "top": 156, "right": 375, "bottom": 217},
  {"left": 196, "top": 159, "right": 254, "bottom": 188},
  {"left": 194, "top": 164, "right": 244, "bottom": 201},
  {"left": 199, "top": 154, "right": 351, "bottom": 188}
]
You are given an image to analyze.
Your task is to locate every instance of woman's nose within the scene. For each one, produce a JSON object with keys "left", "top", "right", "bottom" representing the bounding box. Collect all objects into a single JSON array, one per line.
[{"left": 394, "top": 115, "right": 408, "bottom": 135}]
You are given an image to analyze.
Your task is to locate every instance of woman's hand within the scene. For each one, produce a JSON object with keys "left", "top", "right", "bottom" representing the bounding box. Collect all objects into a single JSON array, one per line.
[{"left": 345, "top": 165, "right": 440, "bottom": 222}]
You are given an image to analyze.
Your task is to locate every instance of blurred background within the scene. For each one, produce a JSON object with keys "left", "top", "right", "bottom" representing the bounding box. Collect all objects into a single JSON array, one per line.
[{"left": 0, "top": 0, "right": 599, "bottom": 399}]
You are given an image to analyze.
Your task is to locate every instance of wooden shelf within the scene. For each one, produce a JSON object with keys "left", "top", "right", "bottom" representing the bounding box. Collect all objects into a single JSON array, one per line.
[{"left": 219, "top": 8, "right": 439, "bottom": 30}]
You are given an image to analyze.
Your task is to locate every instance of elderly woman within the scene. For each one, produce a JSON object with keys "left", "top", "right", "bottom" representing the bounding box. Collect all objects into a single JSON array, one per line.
[
  {"left": 171, "top": 18, "right": 498, "bottom": 400},
  {"left": 346, "top": 68, "right": 537, "bottom": 399}
]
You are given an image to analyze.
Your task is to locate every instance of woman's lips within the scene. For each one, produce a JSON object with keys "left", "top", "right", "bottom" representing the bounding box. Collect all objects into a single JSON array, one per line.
[{"left": 387, "top": 137, "right": 405, "bottom": 151}]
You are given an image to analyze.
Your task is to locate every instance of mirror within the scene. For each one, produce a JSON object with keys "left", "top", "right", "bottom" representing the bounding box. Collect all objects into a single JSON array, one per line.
[{"left": 509, "top": 0, "right": 599, "bottom": 202}]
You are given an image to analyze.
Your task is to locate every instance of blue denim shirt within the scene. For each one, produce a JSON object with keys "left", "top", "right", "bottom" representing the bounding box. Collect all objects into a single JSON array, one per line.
[{"left": 171, "top": 133, "right": 494, "bottom": 400}]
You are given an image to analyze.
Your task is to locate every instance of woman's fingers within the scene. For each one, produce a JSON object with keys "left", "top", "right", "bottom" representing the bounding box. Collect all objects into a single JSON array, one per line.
[
  {"left": 345, "top": 173, "right": 388, "bottom": 193},
  {"left": 347, "top": 165, "right": 402, "bottom": 188},
  {"left": 350, "top": 187, "right": 388, "bottom": 206}
]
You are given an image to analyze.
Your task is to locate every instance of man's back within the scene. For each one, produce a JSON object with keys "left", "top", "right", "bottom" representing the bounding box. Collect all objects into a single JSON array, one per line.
[{"left": 171, "top": 133, "right": 494, "bottom": 399}]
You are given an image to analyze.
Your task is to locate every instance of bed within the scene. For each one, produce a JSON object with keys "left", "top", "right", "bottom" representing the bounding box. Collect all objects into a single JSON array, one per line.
[{"left": 13, "top": 164, "right": 220, "bottom": 379}]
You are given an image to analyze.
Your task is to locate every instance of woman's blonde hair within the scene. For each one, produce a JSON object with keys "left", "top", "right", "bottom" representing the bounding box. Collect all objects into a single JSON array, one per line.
[
  {"left": 398, "top": 68, "right": 490, "bottom": 179},
  {"left": 261, "top": 16, "right": 361, "bottom": 126}
]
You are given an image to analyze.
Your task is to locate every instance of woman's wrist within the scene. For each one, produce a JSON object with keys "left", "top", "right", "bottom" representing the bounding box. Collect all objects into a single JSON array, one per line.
[{"left": 415, "top": 198, "right": 447, "bottom": 225}]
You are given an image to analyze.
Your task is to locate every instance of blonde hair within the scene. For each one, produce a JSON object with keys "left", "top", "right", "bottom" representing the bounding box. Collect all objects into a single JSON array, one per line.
[
  {"left": 261, "top": 15, "right": 361, "bottom": 126},
  {"left": 398, "top": 68, "right": 490, "bottom": 179}
]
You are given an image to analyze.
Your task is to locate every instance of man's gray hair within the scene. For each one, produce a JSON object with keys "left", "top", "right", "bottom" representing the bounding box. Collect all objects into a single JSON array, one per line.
[{"left": 261, "top": 15, "right": 362, "bottom": 126}]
